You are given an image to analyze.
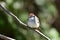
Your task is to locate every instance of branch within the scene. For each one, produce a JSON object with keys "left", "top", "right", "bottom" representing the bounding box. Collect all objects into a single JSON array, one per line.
[
  {"left": 0, "top": 3, "right": 50, "bottom": 40},
  {"left": 0, "top": 34, "right": 15, "bottom": 40},
  {"left": 34, "top": 29, "right": 50, "bottom": 40},
  {"left": 0, "top": 4, "right": 27, "bottom": 27}
]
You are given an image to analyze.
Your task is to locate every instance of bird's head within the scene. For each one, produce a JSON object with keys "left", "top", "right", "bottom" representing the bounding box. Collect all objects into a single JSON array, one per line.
[{"left": 29, "top": 12, "right": 35, "bottom": 17}]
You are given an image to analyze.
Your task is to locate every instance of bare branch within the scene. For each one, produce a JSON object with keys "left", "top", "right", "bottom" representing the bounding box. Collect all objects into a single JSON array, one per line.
[
  {"left": 34, "top": 29, "right": 50, "bottom": 40},
  {"left": 0, "top": 34, "right": 15, "bottom": 40},
  {"left": 0, "top": 4, "right": 27, "bottom": 27},
  {"left": 0, "top": 3, "right": 50, "bottom": 40}
]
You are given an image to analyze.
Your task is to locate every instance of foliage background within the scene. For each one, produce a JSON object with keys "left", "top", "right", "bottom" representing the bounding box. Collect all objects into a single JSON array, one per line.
[{"left": 0, "top": 0, "right": 60, "bottom": 40}]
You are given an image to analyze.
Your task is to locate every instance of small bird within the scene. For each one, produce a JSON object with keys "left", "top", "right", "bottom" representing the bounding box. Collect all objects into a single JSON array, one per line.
[
  {"left": 27, "top": 12, "right": 40, "bottom": 28},
  {"left": 27, "top": 13, "right": 50, "bottom": 40}
]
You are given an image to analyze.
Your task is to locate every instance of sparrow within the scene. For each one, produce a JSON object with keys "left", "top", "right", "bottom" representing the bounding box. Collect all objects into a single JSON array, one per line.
[
  {"left": 27, "top": 13, "right": 51, "bottom": 40},
  {"left": 27, "top": 13, "right": 40, "bottom": 28}
]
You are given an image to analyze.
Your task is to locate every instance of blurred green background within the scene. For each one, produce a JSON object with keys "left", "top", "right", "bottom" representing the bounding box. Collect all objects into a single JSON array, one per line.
[{"left": 0, "top": 0, "right": 60, "bottom": 40}]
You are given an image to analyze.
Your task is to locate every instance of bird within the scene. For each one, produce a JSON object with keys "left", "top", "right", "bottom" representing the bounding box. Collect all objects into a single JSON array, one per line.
[
  {"left": 27, "top": 12, "right": 51, "bottom": 40},
  {"left": 27, "top": 12, "right": 40, "bottom": 29}
]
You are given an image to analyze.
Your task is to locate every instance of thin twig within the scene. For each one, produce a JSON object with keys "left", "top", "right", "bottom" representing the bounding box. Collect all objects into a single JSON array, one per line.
[
  {"left": 0, "top": 4, "right": 27, "bottom": 27},
  {"left": 0, "top": 3, "right": 50, "bottom": 40},
  {"left": 0, "top": 34, "right": 15, "bottom": 40},
  {"left": 34, "top": 29, "right": 50, "bottom": 40}
]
